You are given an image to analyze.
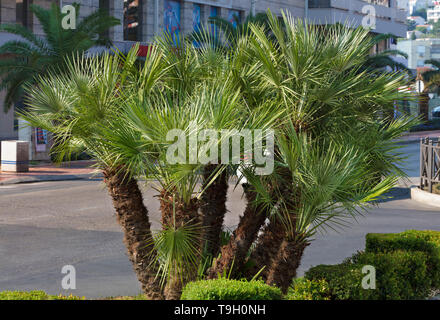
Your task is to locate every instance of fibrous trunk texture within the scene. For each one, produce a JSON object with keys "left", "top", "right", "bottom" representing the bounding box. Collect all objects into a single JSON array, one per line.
[
  {"left": 200, "top": 165, "right": 228, "bottom": 258},
  {"left": 419, "top": 92, "right": 429, "bottom": 123},
  {"left": 103, "top": 168, "right": 164, "bottom": 300},
  {"left": 159, "top": 190, "right": 200, "bottom": 300},
  {"left": 245, "top": 219, "right": 285, "bottom": 281},
  {"left": 160, "top": 190, "right": 199, "bottom": 228},
  {"left": 208, "top": 184, "right": 267, "bottom": 279},
  {"left": 265, "top": 236, "right": 309, "bottom": 294}
]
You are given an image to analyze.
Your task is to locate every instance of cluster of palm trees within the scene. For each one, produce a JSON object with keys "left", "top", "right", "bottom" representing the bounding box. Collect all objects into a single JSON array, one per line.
[
  {"left": 19, "top": 10, "right": 417, "bottom": 299},
  {"left": 1, "top": 4, "right": 416, "bottom": 299}
]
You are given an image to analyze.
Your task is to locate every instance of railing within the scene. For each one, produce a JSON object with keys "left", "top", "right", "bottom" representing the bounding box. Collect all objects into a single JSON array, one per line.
[
  {"left": 309, "top": 0, "right": 391, "bottom": 8},
  {"left": 309, "top": 0, "right": 331, "bottom": 8},
  {"left": 420, "top": 138, "right": 440, "bottom": 193}
]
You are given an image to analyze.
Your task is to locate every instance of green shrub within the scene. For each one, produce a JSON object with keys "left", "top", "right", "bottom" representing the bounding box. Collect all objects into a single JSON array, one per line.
[
  {"left": 354, "top": 250, "right": 431, "bottom": 300},
  {"left": 305, "top": 263, "right": 365, "bottom": 300},
  {"left": 306, "top": 250, "right": 431, "bottom": 300},
  {"left": 181, "top": 279, "right": 282, "bottom": 300},
  {"left": 286, "top": 278, "right": 330, "bottom": 300},
  {"left": 366, "top": 230, "right": 440, "bottom": 288},
  {"left": 0, "top": 290, "right": 84, "bottom": 300}
]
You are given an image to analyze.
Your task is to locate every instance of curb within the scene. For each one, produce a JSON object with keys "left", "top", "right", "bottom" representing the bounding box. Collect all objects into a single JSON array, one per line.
[
  {"left": 0, "top": 173, "right": 102, "bottom": 186},
  {"left": 410, "top": 187, "right": 440, "bottom": 208},
  {"left": 394, "top": 139, "right": 420, "bottom": 145}
]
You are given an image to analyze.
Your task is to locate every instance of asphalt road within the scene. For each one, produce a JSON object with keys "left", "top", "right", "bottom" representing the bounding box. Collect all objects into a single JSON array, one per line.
[{"left": 0, "top": 142, "right": 439, "bottom": 298}]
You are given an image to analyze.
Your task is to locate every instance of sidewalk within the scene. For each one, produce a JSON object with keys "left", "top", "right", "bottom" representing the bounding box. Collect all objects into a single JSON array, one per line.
[
  {"left": 0, "top": 160, "right": 101, "bottom": 185},
  {"left": 395, "top": 130, "right": 440, "bottom": 144}
]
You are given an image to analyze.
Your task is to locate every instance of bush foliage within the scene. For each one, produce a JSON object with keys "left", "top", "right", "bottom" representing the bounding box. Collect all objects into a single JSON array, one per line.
[
  {"left": 0, "top": 290, "right": 84, "bottom": 300},
  {"left": 286, "top": 278, "right": 330, "bottom": 300},
  {"left": 366, "top": 230, "right": 440, "bottom": 288},
  {"left": 303, "top": 231, "right": 440, "bottom": 300},
  {"left": 306, "top": 250, "right": 431, "bottom": 300},
  {"left": 181, "top": 279, "right": 282, "bottom": 300}
]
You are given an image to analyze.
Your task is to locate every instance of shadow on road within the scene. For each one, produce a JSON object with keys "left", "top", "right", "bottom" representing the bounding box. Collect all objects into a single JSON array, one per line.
[{"left": 373, "top": 187, "right": 410, "bottom": 203}]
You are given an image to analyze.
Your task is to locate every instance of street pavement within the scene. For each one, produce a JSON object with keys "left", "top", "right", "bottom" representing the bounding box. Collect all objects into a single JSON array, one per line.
[{"left": 0, "top": 143, "right": 439, "bottom": 298}]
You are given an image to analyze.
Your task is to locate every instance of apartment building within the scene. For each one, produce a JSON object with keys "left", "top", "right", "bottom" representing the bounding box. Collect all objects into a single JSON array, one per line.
[
  {"left": 408, "top": 0, "right": 434, "bottom": 14},
  {"left": 397, "top": 37, "right": 440, "bottom": 68},
  {"left": 0, "top": 0, "right": 407, "bottom": 144}
]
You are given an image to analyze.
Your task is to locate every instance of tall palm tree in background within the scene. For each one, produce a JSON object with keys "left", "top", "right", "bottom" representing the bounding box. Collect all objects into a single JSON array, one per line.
[
  {"left": 418, "top": 59, "right": 440, "bottom": 122},
  {"left": 189, "top": 12, "right": 272, "bottom": 50},
  {"left": 362, "top": 33, "right": 410, "bottom": 74},
  {"left": 0, "top": 3, "right": 119, "bottom": 112},
  {"left": 21, "top": 10, "right": 417, "bottom": 298}
]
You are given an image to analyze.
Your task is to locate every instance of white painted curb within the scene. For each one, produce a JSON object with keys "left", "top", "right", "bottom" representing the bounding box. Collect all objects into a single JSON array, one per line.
[{"left": 410, "top": 187, "right": 440, "bottom": 209}]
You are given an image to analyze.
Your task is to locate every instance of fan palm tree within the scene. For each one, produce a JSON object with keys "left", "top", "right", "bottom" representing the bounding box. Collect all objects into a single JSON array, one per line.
[
  {"left": 19, "top": 46, "right": 167, "bottom": 300},
  {"left": 21, "top": 10, "right": 417, "bottom": 298},
  {"left": 206, "top": 11, "right": 417, "bottom": 293},
  {"left": 0, "top": 2, "right": 119, "bottom": 112}
]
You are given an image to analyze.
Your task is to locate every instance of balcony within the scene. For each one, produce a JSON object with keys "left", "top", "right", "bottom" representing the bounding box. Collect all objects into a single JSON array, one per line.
[{"left": 308, "top": 0, "right": 407, "bottom": 37}]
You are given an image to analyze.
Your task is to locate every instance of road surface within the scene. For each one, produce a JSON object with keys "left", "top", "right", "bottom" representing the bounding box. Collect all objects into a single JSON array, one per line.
[{"left": 0, "top": 143, "right": 439, "bottom": 298}]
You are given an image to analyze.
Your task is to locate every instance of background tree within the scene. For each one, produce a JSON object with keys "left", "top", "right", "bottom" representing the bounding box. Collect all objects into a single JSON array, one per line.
[
  {"left": 0, "top": 3, "right": 119, "bottom": 112},
  {"left": 407, "top": 19, "right": 417, "bottom": 31},
  {"left": 362, "top": 34, "right": 410, "bottom": 75},
  {"left": 413, "top": 8, "right": 427, "bottom": 20},
  {"left": 416, "top": 59, "right": 440, "bottom": 122}
]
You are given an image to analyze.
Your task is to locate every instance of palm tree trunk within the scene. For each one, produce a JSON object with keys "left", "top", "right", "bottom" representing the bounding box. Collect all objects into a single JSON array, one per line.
[
  {"left": 419, "top": 91, "right": 430, "bottom": 123},
  {"left": 103, "top": 168, "right": 164, "bottom": 300},
  {"left": 207, "top": 184, "right": 267, "bottom": 279},
  {"left": 245, "top": 219, "right": 285, "bottom": 280},
  {"left": 200, "top": 164, "right": 228, "bottom": 258},
  {"left": 160, "top": 190, "right": 199, "bottom": 228},
  {"left": 159, "top": 190, "right": 200, "bottom": 300},
  {"left": 265, "top": 235, "right": 309, "bottom": 294}
]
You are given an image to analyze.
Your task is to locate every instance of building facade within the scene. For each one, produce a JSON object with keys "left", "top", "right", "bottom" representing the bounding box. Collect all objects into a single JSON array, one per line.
[
  {"left": 0, "top": 0, "right": 407, "bottom": 143},
  {"left": 397, "top": 37, "right": 440, "bottom": 68},
  {"left": 427, "top": 1, "right": 440, "bottom": 22}
]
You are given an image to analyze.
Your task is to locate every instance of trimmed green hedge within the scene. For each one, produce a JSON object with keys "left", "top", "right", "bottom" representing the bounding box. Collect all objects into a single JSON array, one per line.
[
  {"left": 286, "top": 278, "right": 330, "bottom": 300},
  {"left": 0, "top": 290, "right": 84, "bottom": 300},
  {"left": 306, "top": 250, "right": 431, "bottom": 300},
  {"left": 305, "top": 262, "right": 365, "bottom": 300},
  {"left": 366, "top": 230, "right": 440, "bottom": 288},
  {"left": 181, "top": 279, "right": 282, "bottom": 300}
]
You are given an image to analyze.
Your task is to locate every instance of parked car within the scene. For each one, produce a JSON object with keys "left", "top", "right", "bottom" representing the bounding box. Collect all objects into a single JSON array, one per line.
[{"left": 432, "top": 106, "right": 440, "bottom": 120}]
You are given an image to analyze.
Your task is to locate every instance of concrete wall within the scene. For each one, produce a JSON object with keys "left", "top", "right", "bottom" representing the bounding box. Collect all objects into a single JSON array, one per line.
[
  {"left": 308, "top": 0, "right": 407, "bottom": 38},
  {"left": 0, "top": 0, "right": 407, "bottom": 141}
]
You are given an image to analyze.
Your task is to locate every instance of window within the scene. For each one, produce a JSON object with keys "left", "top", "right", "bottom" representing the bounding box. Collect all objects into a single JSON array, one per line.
[
  {"left": 417, "top": 45, "right": 426, "bottom": 58},
  {"left": 208, "top": 6, "right": 219, "bottom": 39},
  {"left": 228, "top": 10, "right": 241, "bottom": 28},
  {"left": 417, "top": 59, "right": 425, "bottom": 67},
  {"left": 164, "top": 0, "right": 181, "bottom": 42},
  {"left": 100, "top": 0, "right": 110, "bottom": 39},
  {"left": 193, "top": 4, "right": 201, "bottom": 32},
  {"left": 124, "top": 0, "right": 142, "bottom": 41},
  {"left": 16, "top": 0, "right": 30, "bottom": 28}
]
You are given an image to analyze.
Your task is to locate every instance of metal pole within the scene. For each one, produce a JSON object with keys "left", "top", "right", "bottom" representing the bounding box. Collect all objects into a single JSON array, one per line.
[
  {"left": 154, "top": 0, "right": 159, "bottom": 36},
  {"left": 305, "top": 0, "right": 308, "bottom": 20}
]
